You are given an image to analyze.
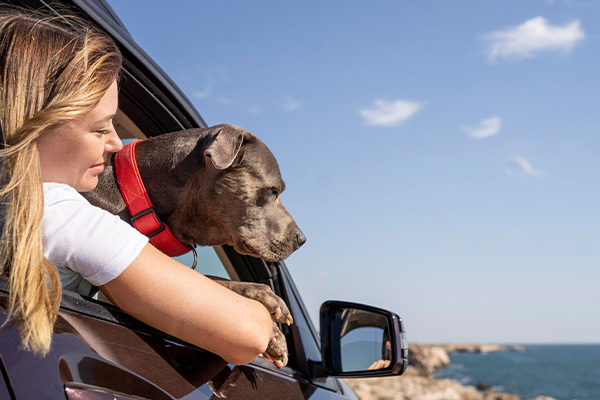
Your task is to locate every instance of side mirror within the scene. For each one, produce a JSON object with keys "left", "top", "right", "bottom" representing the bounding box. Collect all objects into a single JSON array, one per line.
[{"left": 319, "top": 301, "right": 408, "bottom": 378}]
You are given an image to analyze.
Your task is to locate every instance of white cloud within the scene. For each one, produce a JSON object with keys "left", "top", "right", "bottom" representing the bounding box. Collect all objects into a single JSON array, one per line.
[
  {"left": 192, "top": 86, "right": 211, "bottom": 99},
  {"left": 544, "top": 0, "right": 577, "bottom": 5},
  {"left": 315, "top": 271, "right": 329, "bottom": 279},
  {"left": 246, "top": 105, "right": 262, "bottom": 115},
  {"left": 483, "top": 16, "right": 585, "bottom": 62},
  {"left": 217, "top": 96, "right": 233, "bottom": 105},
  {"left": 462, "top": 116, "right": 502, "bottom": 139},
  {"left": 359, "top": 99, "right": 424, "bottom": 127},
  {"left": 282, "top": 96, "right": 302, "bottom": 111},
  {"left": 510, "top": 155, "right": 544, "bottom": 177}
]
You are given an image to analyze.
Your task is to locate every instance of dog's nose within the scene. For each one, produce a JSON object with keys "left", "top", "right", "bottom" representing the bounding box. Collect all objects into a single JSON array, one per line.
[{"left": 295, "top": 231, "right": 306, "bottom": 250}]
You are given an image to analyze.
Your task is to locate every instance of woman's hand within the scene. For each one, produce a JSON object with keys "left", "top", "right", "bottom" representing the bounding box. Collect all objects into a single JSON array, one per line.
[{"left": 207, "top": 277, "right": 292, "bottom": 367}]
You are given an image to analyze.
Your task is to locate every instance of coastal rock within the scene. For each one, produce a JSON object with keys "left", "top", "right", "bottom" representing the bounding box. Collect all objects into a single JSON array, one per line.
[
  {"left": 344, "top": 368, "right": 519, "bottom": 400},
  {"left": 407, "top": 343, "right": 509, "bottom": 376},
  {"left": 408, "top": 344, "right": 450, "bottom": 375},
  {"left": 439, "top": 344, "right": 507, "bottom": 354},
  {"left": 344, "top": 344, "right": 553, "bottom": 400}
]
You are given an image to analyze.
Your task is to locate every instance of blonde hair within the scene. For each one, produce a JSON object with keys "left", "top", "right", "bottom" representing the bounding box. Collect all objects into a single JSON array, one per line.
[{"left": 0, "top": 6, "right": 122, "bottom": 356}]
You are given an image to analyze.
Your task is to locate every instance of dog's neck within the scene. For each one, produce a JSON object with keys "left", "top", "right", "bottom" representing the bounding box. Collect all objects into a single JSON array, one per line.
[{"left": 134, "top": 130, "right": 209, "bottom": 218}]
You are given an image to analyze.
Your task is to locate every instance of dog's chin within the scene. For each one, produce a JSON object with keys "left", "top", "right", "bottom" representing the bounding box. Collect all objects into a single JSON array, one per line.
[
  {"left": 232, "top": 240, "right": 289, "bottom": 262},
  {"left": 232, "top": 240, "right": 261, "bottom": 259}
]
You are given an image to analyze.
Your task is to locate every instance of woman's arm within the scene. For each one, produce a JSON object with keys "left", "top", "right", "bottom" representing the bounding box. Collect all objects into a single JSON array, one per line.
[{"left": 99, "top": 243, "right": 273, "bottom": 365}]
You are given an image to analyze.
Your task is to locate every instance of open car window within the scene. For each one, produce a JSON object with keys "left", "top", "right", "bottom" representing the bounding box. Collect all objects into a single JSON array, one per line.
[
  {"left": 114, "top": 109, "right": 147, "bottom": 140},
  {"left": 173, "top": 246, "right": 236, "bottom": 281}
]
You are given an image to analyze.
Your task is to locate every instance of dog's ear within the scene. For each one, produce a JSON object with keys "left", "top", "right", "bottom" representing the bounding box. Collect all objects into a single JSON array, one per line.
[{"left": 204, "top": 126, "right": 244, "bottom": 170}]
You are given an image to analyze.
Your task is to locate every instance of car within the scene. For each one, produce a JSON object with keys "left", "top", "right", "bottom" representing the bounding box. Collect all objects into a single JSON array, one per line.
[{"left": 0, "top": 1, "right": 409, "bottom": 399}]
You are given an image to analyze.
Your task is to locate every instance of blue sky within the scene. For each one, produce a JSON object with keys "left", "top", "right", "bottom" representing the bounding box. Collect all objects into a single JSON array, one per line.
[{"left": 107, "top": 0, "right": 599, "bottom": 344}]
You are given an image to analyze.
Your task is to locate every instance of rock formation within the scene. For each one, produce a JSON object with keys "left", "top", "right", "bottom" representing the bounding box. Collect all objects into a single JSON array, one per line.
[
  {"left": 408, "top": 344, "right": 450, "bottom": 375},
  {"left": 345, "top": 366, "right": 519, "bottom": 400},
  {"left": 344, "top": 344, "right": 557, "bottom": 400}
]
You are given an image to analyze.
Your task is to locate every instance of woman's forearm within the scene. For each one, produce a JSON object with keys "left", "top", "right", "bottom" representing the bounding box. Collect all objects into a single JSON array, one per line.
[{"left": 100, "top": 243, "right": 273, "bottom": 365}]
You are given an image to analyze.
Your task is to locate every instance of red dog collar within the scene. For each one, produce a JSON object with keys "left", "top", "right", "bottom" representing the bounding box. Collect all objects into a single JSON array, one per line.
[{"left": 114, "top": 140, "right": 192, "bottom": 257}]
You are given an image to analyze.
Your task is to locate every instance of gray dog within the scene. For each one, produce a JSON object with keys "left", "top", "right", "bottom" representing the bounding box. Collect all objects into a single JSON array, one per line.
[{"left": 83, "top": 124, "right": 305, "bottom": 366}]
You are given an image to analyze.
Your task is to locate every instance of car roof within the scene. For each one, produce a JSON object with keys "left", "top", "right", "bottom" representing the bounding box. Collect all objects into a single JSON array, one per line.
[
  {"left": 67, "top": 0, "right": 208, "bottom": 134},
  {"left": 74, "top": 0, "right": 130, "bottom": 32},
  {"left": 3, "top": 0, "right": 207, "bottom": 134}
]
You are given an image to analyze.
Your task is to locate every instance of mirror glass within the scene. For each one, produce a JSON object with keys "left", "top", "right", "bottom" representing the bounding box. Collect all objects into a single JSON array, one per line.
[{"left": 335, "top": 308, "right": 391, "bottom": 372}]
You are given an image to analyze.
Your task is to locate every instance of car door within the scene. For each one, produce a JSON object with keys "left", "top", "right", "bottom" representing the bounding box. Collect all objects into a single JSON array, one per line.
[{"left": 0, "top": 246, "right": 355, "bottom": 399}]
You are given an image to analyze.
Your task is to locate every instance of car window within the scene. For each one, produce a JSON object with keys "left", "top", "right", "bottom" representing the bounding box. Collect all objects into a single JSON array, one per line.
[
  {"left": 173, "top": 246, "right": 232, "bottom": 280},
  {"left": 288, "top": 287, "right": 322, "bottom": 363},
  {"left": 280, "top": 263, "right": 339, "bottom": 391},
  {"left": 278, "top": 264, "right": 321, "bottom": 363}
]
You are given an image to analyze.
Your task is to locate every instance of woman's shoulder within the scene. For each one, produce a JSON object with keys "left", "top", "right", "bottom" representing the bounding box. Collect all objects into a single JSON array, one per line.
[
  {"left": 43, "top": 182, "right": 87, "bottom": 206},
  {"left": 42, "top": 182, "right": 120, "bottom": 226}
]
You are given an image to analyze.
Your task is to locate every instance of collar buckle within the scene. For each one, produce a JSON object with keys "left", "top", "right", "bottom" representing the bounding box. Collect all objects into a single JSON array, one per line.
[{"left": 129, "top": 207, "right": 166, "bottom": 238}]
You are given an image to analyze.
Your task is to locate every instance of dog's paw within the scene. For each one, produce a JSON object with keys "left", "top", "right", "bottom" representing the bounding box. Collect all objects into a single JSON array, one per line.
[
  {"left": 208, "top": 277, "right": 291, "bottom": 367},
  {"left": 211, "top": 278, "right": 293, "bottom": 325},
  {"left": 265, "top": 321, "right": 288, "bottom": 367}
]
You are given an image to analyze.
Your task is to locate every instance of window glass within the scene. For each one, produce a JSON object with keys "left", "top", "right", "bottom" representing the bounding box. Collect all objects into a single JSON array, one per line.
[
  {"left": 292, "top": 302, "right": 322, "bottom": 362},
  {"left": 284, "top": 275, "right": 322, "bottom": 362},
  {"left": 173, "top": 246, "right": 231, "bottom": 279}
]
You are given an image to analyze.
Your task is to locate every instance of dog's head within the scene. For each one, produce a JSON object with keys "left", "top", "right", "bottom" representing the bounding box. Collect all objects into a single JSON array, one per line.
[{"left": 172, "top": 124, "right": 305, "bottom": 262}]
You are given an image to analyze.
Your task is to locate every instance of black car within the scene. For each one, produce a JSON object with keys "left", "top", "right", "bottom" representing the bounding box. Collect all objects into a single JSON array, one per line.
[{"left": 0, "top": 1, "right": 408, "bottom": 399}]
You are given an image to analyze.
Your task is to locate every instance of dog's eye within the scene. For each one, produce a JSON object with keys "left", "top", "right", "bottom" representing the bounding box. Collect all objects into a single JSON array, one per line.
[{"left": 256, "top": 187, "right": 279, "bottom": 206}]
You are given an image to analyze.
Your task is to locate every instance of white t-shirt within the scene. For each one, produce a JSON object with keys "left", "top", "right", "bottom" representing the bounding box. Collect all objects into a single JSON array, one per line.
[{"left": 42, "top": 182, "right": 148, "bottom": 295}]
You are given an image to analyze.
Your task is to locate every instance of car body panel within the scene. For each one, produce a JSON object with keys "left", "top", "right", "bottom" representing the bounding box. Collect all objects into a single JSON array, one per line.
[{"left": 0, "top": 288, "right": 355, "bottom": 399}]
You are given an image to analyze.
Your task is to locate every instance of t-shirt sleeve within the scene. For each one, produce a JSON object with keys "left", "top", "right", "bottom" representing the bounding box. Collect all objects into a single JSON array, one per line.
[{"left": 42, "top": 183, "right": 149, "bottom": 287}]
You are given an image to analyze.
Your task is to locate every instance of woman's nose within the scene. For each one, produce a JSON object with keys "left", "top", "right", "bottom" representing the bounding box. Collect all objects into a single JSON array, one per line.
[{"left": 105, "top": 129, "right": 123, "bottom": 153}]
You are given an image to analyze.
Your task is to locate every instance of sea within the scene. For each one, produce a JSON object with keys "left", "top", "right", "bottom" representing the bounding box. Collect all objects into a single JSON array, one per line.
[{"left": 432, "top": 344, "right": 600, "bottom": 400}]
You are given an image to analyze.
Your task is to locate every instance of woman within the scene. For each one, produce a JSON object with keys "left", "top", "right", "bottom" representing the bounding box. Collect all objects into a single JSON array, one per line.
[{"left": 0, "top": 6, "right": 275, "bottom": 366}]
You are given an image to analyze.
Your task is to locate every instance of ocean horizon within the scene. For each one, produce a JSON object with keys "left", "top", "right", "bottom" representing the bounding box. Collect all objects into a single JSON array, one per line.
[{"left": 433, "top": 344, "right": 600, "bottom": 400}]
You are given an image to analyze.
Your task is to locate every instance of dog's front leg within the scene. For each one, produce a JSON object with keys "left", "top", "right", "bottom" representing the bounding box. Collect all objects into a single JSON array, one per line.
[
  {"left": 208, "top": 276, "right": 293, "bottom": 324},
  {"left": 208, "top": 276, "right": 291, "bottom": 366}
]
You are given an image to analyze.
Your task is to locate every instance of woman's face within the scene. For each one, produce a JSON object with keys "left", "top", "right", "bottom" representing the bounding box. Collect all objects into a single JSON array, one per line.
[{"left": 38, "top": 80, "right": 122, "bottom": 192}]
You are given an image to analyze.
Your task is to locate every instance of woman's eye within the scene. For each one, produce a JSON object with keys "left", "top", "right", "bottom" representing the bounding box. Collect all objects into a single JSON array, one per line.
[{"left": 96, "top": 129, "right": 109, "bottom": 135}]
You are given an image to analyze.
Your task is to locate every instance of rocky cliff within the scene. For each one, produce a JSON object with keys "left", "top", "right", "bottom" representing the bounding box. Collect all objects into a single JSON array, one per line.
[{"left": 344, "top": 344, "right": 555, "bottom": 400}]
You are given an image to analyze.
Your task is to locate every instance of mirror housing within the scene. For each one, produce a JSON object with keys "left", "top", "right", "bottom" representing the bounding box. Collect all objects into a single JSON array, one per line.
[{"left": 319, "top": 300, "right": 408, "bottom": 378}]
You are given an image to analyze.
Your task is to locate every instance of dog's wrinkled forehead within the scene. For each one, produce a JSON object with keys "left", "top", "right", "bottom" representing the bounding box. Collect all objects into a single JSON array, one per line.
[{"left": 242, "top": 135, "right": 284, "bottom": 188}]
